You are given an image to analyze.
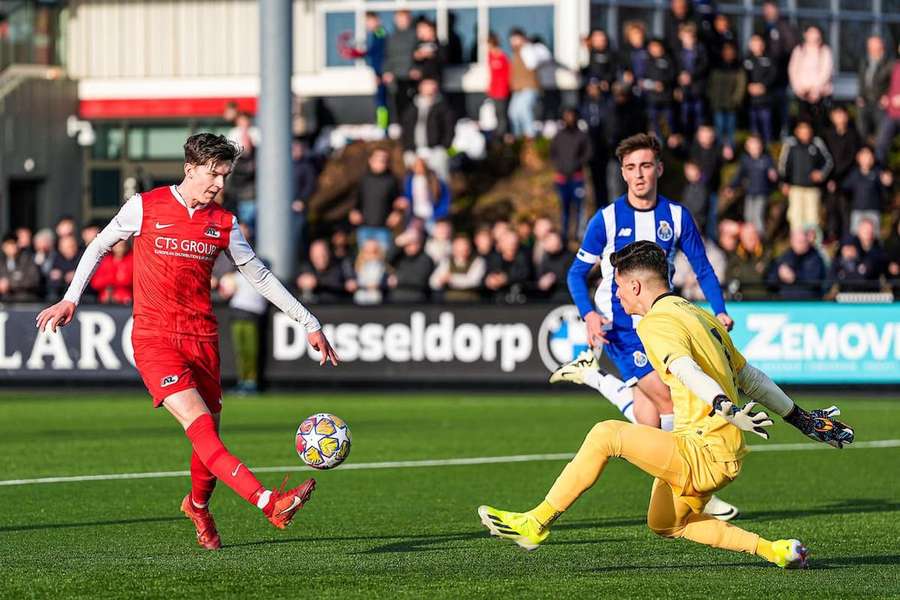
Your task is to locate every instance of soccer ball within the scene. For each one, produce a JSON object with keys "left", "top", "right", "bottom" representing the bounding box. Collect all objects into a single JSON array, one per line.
[{"left": 296, "top": 413, "right": 352, "bottom": 470}]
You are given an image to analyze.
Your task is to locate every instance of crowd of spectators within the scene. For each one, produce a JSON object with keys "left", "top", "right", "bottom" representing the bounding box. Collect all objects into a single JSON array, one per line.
[{"left": 4, "top": 2, "right": 900, "bottom": 306}]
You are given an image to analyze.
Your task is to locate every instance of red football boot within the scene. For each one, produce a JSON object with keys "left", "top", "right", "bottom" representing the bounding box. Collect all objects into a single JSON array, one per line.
[
  {"left": 180, "top": 494, "right": 222, "bottom": 550},
  {"left": 263, "top": 477, "right": 316, "bottom": 529}
]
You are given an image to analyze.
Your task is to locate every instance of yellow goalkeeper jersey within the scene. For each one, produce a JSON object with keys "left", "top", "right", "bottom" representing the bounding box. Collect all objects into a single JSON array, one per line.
[{"left": 636, "top": 293, "right": 747, "bottom": 463}]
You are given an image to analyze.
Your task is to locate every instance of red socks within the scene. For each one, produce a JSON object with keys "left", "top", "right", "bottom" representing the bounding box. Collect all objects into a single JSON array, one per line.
[
  {"left": 185, "top": 413, "right": 264, "bottom": 505},
  {"left": 190, "top": 450, "right": 217, "bottom": 507}
]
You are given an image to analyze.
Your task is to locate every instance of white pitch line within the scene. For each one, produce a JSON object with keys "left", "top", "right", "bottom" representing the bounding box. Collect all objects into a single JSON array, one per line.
[{"left": 1, "top": 440, "right": 898, "bottom": 488}]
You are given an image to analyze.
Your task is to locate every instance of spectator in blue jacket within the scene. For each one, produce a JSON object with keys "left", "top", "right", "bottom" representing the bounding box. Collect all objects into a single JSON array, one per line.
[
  {"left": 767, "top": 229, "right": 827, "bottom": 299},
  {"left": 724, "top": 134, "right": 778, "bottom": 237},
  {"left": 404, "top": 156, "right": 450, "bottom": 234},
  {"left": 342, "top": 12, "right": 389, "bottom": 129}
]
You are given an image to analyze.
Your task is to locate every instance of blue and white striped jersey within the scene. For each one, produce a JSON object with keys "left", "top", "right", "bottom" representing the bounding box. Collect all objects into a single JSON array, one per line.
[{"left": 566, "top": 194, "right": 727, "bottom": 330}]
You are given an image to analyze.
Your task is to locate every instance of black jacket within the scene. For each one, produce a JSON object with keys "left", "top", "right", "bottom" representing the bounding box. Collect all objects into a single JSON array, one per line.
[
  {"left": 762, "top": 18, "right": 799, "bottom": 84},
  {"left": 537, "top": 249, "right": 575, "bottom": 300},
  {"left": 643, "top": 55, "right": 676, "bottom": 106},
  {"left": 297, "top": 261, "right": 350, "bottom": 303},
  {"left": 293, "top": 157, "right": 318, "bottom": 202},
  {"left": 689, "top": 142, "right": 723, "bottom": 190},
  {"left": 550, "top": 127, "right": 592, "bottom": 176},
  {"left": 729, "top": 153, "right": 776, "bottom": 196},
  {"left": 778, "top": 136, "right": 833, "bottom": 186},
  {"left": 487, "top": 250, "right": 533, "bottom": 290},
  {"left": 389, "top": 249, "right": 434, "bottom": 303},
  {"left": 0, "top": 252, "right": 41, "bottom": 301},
  {"left": 743, "top": 53, "right": 778, "bottom": 105},
  {"left": 857, "top": 57, "right": 893, "bottom": 105},
  {"left": 412, "top": 40, "right": 448, "bottom": 83},
  {"left": 822, "top": 127, "right": 863, "bottom": 183},
  {"left": 401, "top": 98, "right": 455, "bottom": 151},
  {"left": 830, "top": 238, "right": 886, "bottom": 291},
  {"left": 676, "top": 44, "right": 710, "bottom": 97},
  {"left": 681, "top": 182, "right": 710, "bottom": 232},
  {"left": 581, "top": 49, "right": 617, "bottom": 87},
  {"left": 767, "top": 248, "right": 826, "bottom": 299},
  {"left": 357, "top": 171, "right": 402, "bottom": 227},
  {"left": 841, "top": 167, "right": 890, "bottom": 212}
]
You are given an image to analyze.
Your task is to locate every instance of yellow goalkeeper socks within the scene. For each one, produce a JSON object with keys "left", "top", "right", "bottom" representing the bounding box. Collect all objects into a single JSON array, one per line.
[
  {"left": 755, "top": 538, "right": 778, "bottom": 563},
  {"left": 527, "top": 500, "right": 563, "bottom": 532}
]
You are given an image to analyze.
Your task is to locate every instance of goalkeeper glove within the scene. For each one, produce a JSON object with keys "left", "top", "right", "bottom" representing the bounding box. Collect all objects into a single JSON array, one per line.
[{"left": 709, "top": 395, "right": 774, "bottom": 439}]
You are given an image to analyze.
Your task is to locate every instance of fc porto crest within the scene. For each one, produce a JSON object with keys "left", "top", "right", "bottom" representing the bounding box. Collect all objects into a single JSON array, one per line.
[
  {"left": 632, "top": 351, "right": 648, "bottom": 368},
  {"left": 656, "top": 220, "right": 673, "bottom": 242}
]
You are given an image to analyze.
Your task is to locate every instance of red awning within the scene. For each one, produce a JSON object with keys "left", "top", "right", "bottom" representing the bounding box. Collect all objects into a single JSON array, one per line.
[{"left": 79, "top": 97, "right": 258, "bottom": 119}]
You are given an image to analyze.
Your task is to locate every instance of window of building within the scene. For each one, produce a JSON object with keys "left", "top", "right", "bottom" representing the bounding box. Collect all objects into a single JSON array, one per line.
[
  {"left": 127, "top": 125, "right": 191, "bottom": 161},
  {"left": 91, "top": 124, "right": 125, "bottom": 161},
  {"left": 90, "top": 169, "right": 122, "bottom": 208},
  {"left": 448, "top": 8, "right": 478, "bottom": 64},
  {"left": 489, "top": 5, "right": 555, "bottom": 55},
  {"left": 326, "top": 11, "right": 356, "bottom": 67}
]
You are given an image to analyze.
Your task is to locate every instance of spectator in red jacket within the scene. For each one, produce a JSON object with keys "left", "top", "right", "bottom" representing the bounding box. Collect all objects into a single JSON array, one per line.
[
  {"left": 90, "top": 240, "right": 134, "bottom": 304},
  {"left": 875, "top": 45, "right": 900, "bottom": 166},
  {"left": 486, "top": 32, "right": 510, "bottom": 139}
]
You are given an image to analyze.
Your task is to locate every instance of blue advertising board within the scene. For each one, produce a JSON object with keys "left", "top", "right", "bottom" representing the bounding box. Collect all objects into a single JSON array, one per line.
[{"left": 718, "top": 303, "right": 900, "bottom": 384}]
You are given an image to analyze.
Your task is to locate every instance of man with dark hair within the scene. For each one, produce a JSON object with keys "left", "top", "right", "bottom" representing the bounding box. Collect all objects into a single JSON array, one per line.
[
  {"left": 551, "top": 132, "right": 740, "bottom": 521},
  {"left": 550, "top": 107, "right": 592, "bottom": 243},
  {"left": 36, "top": 133, "right": 339, "bottom": 551},
  {"left": 479, "top": 239, "right": 853, "bottom": 565},
  {"left": 760, "top": 0, "right": 799, "bottom": 137},
  {"left": 0, "top": 233, "right": 40, "bottom": 301}
]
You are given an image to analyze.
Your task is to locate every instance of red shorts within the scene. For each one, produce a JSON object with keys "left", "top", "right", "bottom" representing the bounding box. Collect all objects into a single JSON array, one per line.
[{"left": 132, "top": 333, "right": 223, "bottom": 413}]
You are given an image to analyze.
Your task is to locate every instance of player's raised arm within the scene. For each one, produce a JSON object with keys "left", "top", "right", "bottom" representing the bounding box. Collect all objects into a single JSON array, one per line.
[
  {"left": 736, "top": 362, "right": 854, "bottom": 448},
  {"left": 224, "top": 218, "right": 339, "bottom": 366},
  {"left": 675, "top": 207, "right": 733, "bottom": 330},
  {"left": 36, "top": 194, "right": 142, "bottom": 332},
  {"left": 567, "top": 211, "right": 610, "bottom": 346}
]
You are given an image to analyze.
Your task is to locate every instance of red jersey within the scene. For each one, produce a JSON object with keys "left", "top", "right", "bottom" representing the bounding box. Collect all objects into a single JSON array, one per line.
[{"left": 132, "top": 186, "right": 233, "bottom": 338}]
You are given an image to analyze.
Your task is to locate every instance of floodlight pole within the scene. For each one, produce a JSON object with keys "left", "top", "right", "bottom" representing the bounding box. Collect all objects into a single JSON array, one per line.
[{"left": 256, "top": 0, "right": 294, "bottom": 280}]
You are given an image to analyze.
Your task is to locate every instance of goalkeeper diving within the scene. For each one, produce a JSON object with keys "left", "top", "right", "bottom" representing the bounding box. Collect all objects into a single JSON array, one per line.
[{"left": 478, "top": 240, "right": 854, "bottom": 568}]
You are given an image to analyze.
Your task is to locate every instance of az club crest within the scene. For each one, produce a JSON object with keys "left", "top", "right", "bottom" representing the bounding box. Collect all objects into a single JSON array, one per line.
[
  {"left": 204, "top": 226, "right": 221, "bottom": 238},
  {"left": 657, "top": 221, "right": 673, "bottom": 242}
]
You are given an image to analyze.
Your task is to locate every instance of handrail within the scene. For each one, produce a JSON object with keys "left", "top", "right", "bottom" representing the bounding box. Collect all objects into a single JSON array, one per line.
[{"left": 0, "top": 63, "right": 64, "bottom": 101}]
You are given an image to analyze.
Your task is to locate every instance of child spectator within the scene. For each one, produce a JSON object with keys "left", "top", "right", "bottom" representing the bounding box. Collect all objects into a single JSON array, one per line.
[
  {"left": 429, "top": 234, "right": 486, "bottom": 302},
  {"left": 674, "top": 23, "right": 709, "bottom": 143},
  {"left": 404, "top": 156, "right": 451, "bottom": 233},
  {"left": 620, "top": 21, "right": 650, "bottom": 100},
  {"left": 410, "top": 18, "right": 447, "bottom": 86},
  {"left": 823, "top": 104, "right": 863, "bottom": 240},
  {"left": 425, "top": 219, "right": 453, "bottom": 265},
  {"left": 724, "top": 134, "right": 778, "bottom": 236},
  {"left": 708, "top": 41, "right": 745, "bottom": 157},
  {"left": 353, "top": 239, "right": 387, "bottom": 305},
  {"left": 550, "top": 108, "right": 592, "bottom": 243},
  {"left": 474, "top": 226, "right": 496, "bottom": 263},
  {"left": 486, "top": 32, "right": 511, "bottom": 139},
  {"left": 90, "top": 239, "right": 134, "bottom": 304},
  {"left": 681, "top": 161, "right": 709, "bottom": 234},
  {"left": 778, "top": 120, "right": 833, "bottom": 235},
  {"left": 643, "top": 39, "right": 676, "bottom": 141},
  {"left": 581, "top": 29, "right": 617, "bottom": 95},
  {"left": 841, "top": 146, "right": 893, "bottom": 236},
  {"left": 743, "top": 34, "right": 777, "bottom": 145},
  {"left": 767, "top": 229, "right": 827, "bottom": 299}
]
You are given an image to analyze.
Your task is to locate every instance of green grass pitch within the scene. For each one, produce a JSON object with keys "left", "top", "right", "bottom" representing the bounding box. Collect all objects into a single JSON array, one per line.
[{"left": 0, "top": 391, "right": 898, "bottom": 599}]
